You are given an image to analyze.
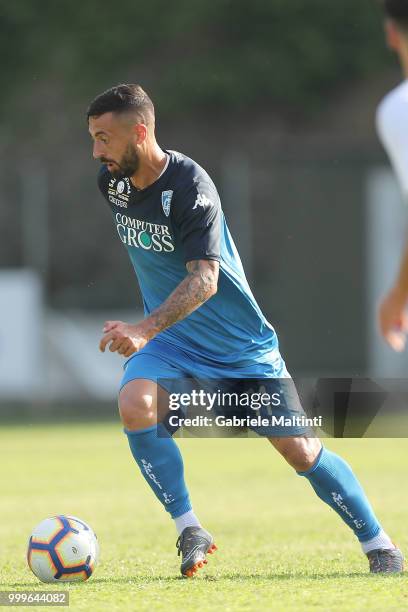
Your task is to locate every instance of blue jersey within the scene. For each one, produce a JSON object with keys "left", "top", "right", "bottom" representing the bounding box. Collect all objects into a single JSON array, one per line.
[{"left": 98, "top": 150, "right": 279, "bottom": 366}]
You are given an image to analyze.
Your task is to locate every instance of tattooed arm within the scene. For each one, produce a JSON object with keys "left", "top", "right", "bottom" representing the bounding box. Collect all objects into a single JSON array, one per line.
[
  {"left": 145, "top": 259, "right": 219, "bottom": 332},
  {"left": 99, "top": 259, "right": 219, "bottom": 357}
]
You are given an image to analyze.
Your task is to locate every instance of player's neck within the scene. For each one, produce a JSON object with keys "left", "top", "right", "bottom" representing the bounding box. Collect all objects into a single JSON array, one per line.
[{"left": 130, "top": 143, "right": 168, "bottom": 190}]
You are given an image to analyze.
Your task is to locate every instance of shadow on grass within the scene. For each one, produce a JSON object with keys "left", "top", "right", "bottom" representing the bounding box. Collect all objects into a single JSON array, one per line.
[
  {"left": 4, "top": 582, "right": 65, "bottom": 588},
  {"left": 71, "top": 570, "right": 383, "bottom": 585},
  {"left": 6, "top": 569, "right": 404, "bottom": 588}
]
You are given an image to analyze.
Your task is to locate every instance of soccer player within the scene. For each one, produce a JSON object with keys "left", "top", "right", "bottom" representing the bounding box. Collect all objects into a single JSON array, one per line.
[
  {"left": 87, "top": 84, "right": 403, "bottom": 576},
  {"left": 377, "top": 0, "right": 408, "bottom": 351}
]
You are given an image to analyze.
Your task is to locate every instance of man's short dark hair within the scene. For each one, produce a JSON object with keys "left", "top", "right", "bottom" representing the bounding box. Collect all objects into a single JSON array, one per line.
[
  {"left": 87, "top": 84, "right": 155, "bottom": 124},
  {"left": 384, "top": 0, "right": 408, "bottom": 29}
]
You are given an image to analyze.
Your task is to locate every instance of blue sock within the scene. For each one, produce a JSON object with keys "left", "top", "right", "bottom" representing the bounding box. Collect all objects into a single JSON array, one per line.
[
  {"left": 125, "top": 424, "right": 192, "bottom": 519},
  {"left": 298, "top": 447, "right": 381, "bottom": 542}
]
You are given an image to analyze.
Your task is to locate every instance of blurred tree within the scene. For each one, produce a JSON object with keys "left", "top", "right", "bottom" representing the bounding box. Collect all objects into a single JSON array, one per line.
[
  {"left": 0, "top": 0, "right": 391, "bottom": 119},
  {"left": 0, "top": 0, "right": 394, "bottom": 316}
]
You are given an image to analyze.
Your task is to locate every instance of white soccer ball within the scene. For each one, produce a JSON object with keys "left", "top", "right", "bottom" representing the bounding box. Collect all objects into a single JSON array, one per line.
[{"left": 27, "top": 516, "right": 99, "bottom": 583}]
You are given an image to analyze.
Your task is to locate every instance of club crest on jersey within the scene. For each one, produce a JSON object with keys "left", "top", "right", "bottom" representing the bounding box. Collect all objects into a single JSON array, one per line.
[{"left": 161, "top": 190, "right": 173, "bottom": 217}]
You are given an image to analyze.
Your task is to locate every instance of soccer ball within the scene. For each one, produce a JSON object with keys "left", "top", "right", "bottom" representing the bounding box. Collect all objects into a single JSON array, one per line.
[{"left": 27, "top": 515, "right": 99, "bottom": 583}]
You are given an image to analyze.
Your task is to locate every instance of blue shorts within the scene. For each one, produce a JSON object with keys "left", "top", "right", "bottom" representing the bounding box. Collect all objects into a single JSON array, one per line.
[{"left": 120, "top": 338, "right": 311, "bottom": 438}]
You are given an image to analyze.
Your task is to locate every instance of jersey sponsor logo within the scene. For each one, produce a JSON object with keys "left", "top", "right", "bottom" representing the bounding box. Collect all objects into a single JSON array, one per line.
[
  {"left": 115, "top": 212, "right": 175, "bottom": 252},
  {"left": 161, "top": 190, "right": 173, "bottom": 217},
  {"left": 193, "top": 193, "right": 213, "bottom": 210},
  {"left": 108, "top": 177, "right": 131, "bottom": 208},
  {"left": 109, "top": 195, "right": 127, "bottom": 208}
]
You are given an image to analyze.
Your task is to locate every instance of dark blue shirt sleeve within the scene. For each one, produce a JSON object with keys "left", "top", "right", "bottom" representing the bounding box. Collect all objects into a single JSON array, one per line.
[{"left": 173, "top": 179, "right": 221, "bottom": 263}]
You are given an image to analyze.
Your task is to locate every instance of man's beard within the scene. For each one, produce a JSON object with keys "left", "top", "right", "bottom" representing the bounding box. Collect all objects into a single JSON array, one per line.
[{"left": 102, "top": 143, "right": 140, "bottom": 179}]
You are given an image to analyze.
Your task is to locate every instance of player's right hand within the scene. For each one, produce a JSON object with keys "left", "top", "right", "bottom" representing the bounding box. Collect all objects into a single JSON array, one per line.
[
  {"left": 99, "top": 320, "right": 150, "bottom": 357},
  {"left": 378, "top": 286, "right": 408, "bottom": 352}
]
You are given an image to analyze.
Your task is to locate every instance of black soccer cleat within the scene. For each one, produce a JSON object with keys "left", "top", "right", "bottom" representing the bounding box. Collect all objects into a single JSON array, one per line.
[
  {"left": 366, "top": 547, "right": 404, "bottom": 573},
  {"left": 176, "top": 526, "right": 217, "bottom": 577}
]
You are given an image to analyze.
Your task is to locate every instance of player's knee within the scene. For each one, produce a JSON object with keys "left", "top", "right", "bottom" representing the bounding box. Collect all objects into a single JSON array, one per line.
[
  {"left": 119, "top": 385, "right": 157, "bottom": 430},
  {"left": 279, "top": 437, "right": 322, "bottom": 472}
]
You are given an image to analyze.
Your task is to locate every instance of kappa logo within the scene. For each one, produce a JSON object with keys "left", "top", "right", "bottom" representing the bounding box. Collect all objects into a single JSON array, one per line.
[
  {"left": 161, "top": 190, "right": 173, "bottom": 217},
  {"left": 193, "top": 193, "right": 213, "bottom": 210}
]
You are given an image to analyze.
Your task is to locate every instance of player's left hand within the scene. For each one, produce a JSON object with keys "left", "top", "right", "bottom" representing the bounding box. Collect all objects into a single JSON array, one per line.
[{"left": 99, "top": 320, "right": 150, "bottom": 357}]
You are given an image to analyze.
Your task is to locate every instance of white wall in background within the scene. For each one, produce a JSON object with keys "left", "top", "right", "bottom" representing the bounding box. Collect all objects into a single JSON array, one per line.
[
  {"left": 0, "top": 269, "right": 44, "bottom": 399},
  {"left": 44, "top": 310, "right": 140, "bottom": 401},
  {"left": 0, "top": 269, "right": 140, "bottom": 402}
]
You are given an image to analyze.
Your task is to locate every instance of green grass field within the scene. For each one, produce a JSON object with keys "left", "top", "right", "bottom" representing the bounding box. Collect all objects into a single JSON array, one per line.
[{"left": 0, "top": 422, "right": 407, "bottom": 611}]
